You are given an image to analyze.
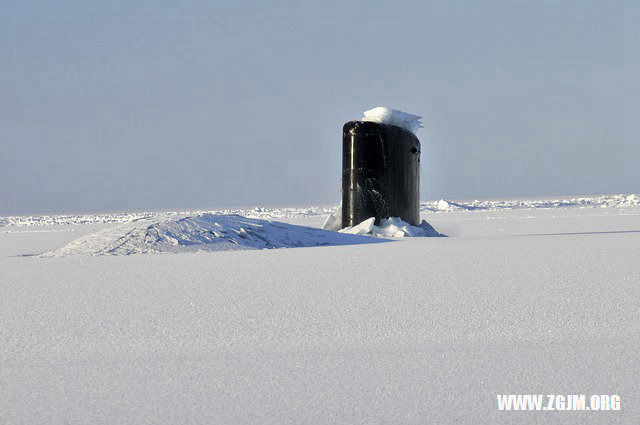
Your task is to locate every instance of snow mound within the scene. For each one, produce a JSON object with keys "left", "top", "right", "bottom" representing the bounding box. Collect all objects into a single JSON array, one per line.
[
  {"left": 437, "top": 199, "right": 451, "bottom": 211},
  {"left": 41, "top": 214, "right": 387, "bottom": 257},
  {"left": 339, "top": 217, "right": 444, "bottom": 238},
  {"left": 362, "top": 107, "right": 423, "bottom": 135}
]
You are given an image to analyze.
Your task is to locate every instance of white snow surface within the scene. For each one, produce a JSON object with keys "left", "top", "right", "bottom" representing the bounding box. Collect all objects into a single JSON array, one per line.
[
  {"left": 2, "top": 194, "right": 640, "bottom": 424},
  {"left": 362, "top": 106, "right": 423, "bottom": 134}
]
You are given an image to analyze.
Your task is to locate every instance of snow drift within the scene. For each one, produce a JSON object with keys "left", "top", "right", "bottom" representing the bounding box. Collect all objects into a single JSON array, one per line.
[{"left": 41, "top": 214, "right": 390, "bottom": 257}]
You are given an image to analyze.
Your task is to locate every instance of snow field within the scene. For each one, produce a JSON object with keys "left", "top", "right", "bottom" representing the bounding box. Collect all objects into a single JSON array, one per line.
[{"left": 1, "top": 196, "right": 639, "bottom": 424}]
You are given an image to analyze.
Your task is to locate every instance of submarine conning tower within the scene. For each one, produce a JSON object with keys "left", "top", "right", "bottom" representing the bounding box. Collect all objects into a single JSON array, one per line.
[{"left": 342, "top": 120, "right": 421, "bottom": 227}]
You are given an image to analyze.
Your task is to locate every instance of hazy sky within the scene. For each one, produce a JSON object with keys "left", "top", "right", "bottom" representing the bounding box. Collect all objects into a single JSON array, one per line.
[{"left": 1, "top": 1, "right": 638, "bottom": 215}]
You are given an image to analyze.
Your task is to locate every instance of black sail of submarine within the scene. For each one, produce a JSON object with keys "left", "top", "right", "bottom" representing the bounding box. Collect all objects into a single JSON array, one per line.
[{"left": 342, "top": 121, "right": 421, "bottom": 227}]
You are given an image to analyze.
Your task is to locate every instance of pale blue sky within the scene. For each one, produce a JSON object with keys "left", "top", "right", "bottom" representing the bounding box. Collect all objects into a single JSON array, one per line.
[{"left": 1, "top": 1, "right": 638, "bottom": 215}]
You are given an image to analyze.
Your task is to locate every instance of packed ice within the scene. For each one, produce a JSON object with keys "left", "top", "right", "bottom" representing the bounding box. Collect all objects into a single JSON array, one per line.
[{"left": 321, "top": 202, "right": 342, "bottom": 231}]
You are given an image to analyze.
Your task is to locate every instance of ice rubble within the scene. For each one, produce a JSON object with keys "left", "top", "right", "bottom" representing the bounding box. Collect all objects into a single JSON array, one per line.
[
  {"left": 41, "top": 214, "right": 387, "bottom": 257},
  {"left": 321, "top": 202, "right": 343, "bottom": 231},
  {"left": 339, "top": 217, "right": 443, "bottom": 238},
  {"left": 2, "top": 194, "right": 638, "bottom": 228},
  {"left": 322, "top": 203, "right": 443, "bottom": 237},
  {"left": 424, "top": 194, "right": 640, "bottom": 212},
  {"left": 362, "top": 107, "right": 423, "bottom": 135}
]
